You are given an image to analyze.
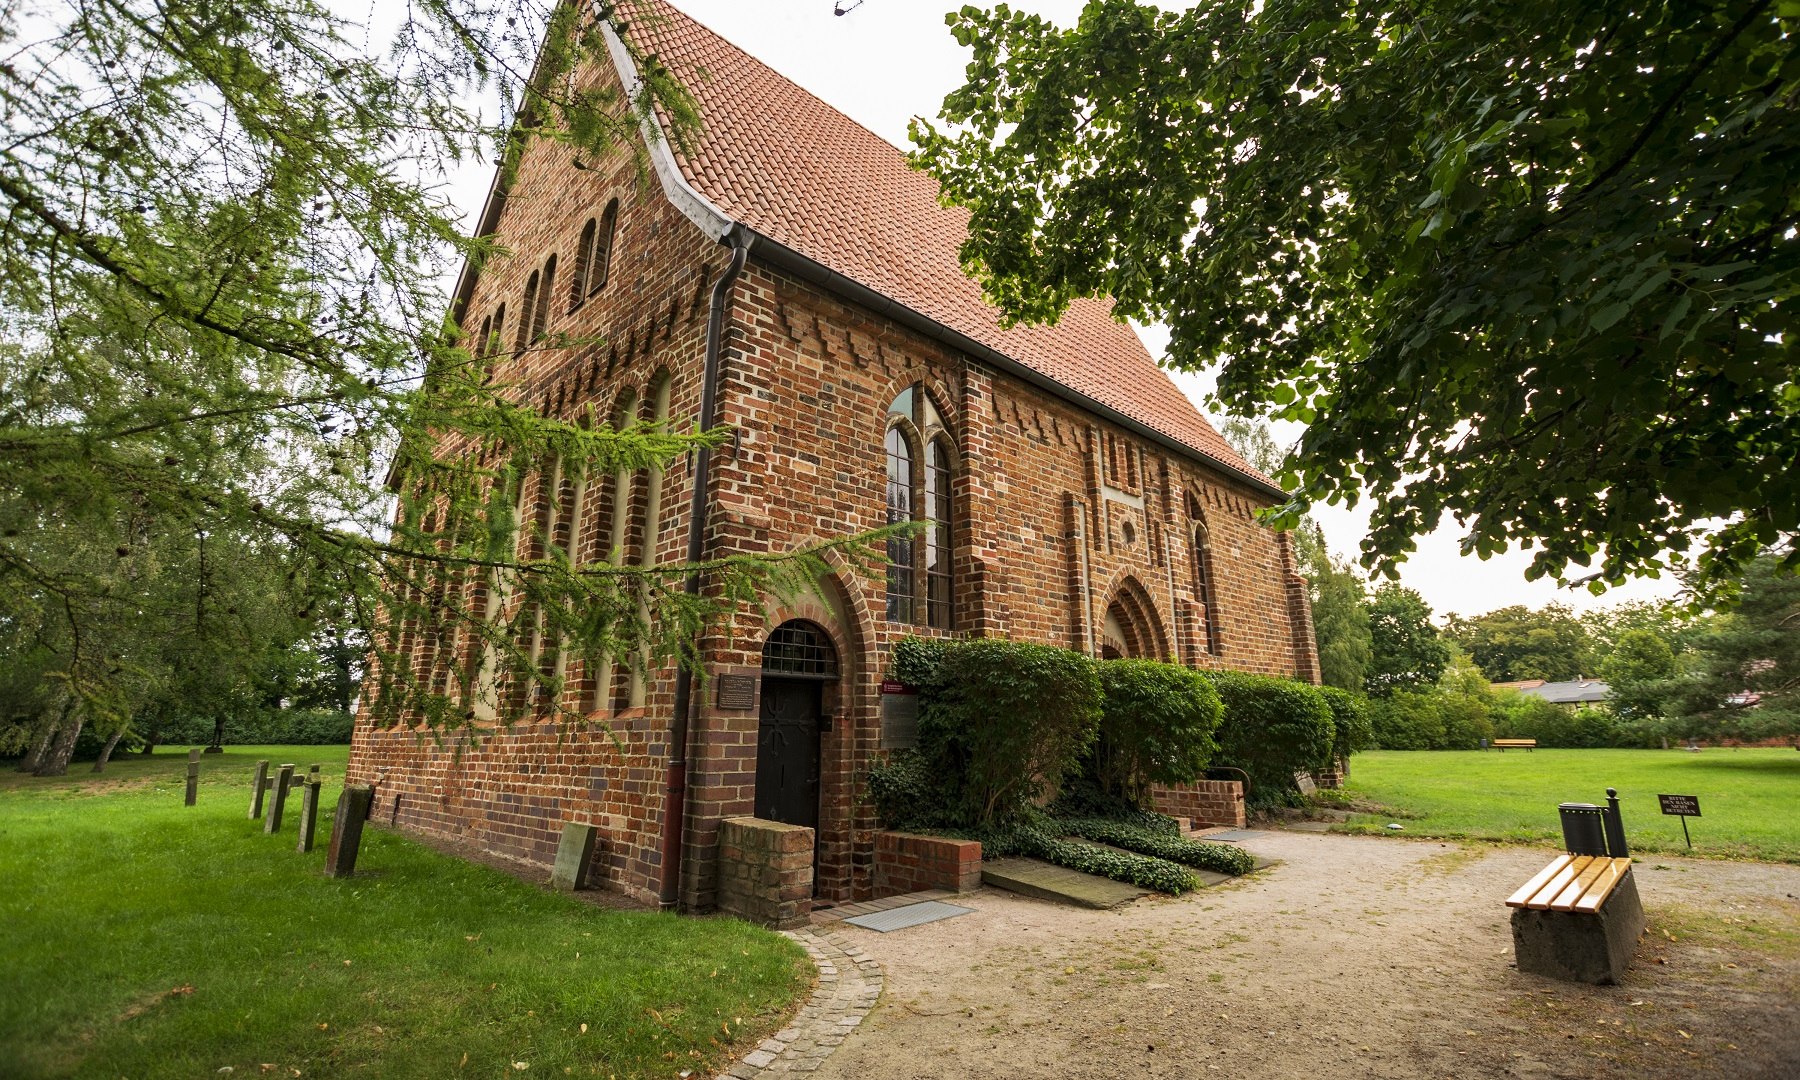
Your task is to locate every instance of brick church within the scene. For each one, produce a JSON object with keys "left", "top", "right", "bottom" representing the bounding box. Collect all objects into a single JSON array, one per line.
[{"left": 348, "top": 0, "right": 1320, "bottom": 911}]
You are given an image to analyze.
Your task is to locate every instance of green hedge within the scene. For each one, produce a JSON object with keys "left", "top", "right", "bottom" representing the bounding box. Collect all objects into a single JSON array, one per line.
[
  {"left": 1056, "top": 817, "right": 1255, "bottom": 876},
  {"left": 1318, "top": 686, "right": 1373, "bottom": 764},
  {"left": 1203, "top": 671, "right": 1334, "bottom": 809},
  {"left": 149, "top": 708, "right": 354, "bottom": 747},
  {"left": 1091, "top": 659, "right": 1222, "bottom": 805},
  {"left": 891, "top": 637, "right": 1101, "bottom": 826}
]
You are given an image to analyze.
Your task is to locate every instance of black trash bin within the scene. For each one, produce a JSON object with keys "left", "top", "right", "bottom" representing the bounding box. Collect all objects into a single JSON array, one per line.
[{"left": 1559, "top": 802, "right": 1609, "bottom": 855}]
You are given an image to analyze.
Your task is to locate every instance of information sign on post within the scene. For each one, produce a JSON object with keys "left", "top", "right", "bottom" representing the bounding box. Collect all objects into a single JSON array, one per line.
[
  {"left": 879, "top": 680, "right": 919, "bottom": 750},
  {"left": 1657, "top": 793, "right": 1701, "bottom": 848}
]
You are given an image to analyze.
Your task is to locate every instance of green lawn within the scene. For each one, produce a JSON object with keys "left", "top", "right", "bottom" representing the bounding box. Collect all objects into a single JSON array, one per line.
[
  {"left": 0, "top": 745, "right": 810, "bottom": 1079},
  {"left": 1338, "top": 748, "right": 1800, "bottom": 863}
]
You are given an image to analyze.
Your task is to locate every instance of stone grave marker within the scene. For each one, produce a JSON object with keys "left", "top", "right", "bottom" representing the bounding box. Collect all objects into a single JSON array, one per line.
[
  {"left": 185, "top": 748, "right": 201, "bottom": 807},
  {"left": 551, "top": 823, "right": 598, "bottom": 891},
  {"left": 248, "top": 760, "right": 270, "bottom": 819},
  {"left": 326, "top": 784, "right": 375, "bottom": 878},
  {"left": 296, "top": 778, "right": 322, "bottom": 853},
  {"left": 264, "top": 764, "right": 295, "bottom": 834}
]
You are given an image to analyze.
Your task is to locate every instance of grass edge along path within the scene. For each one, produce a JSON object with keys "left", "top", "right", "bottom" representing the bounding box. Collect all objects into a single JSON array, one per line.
[
  {"left": 1336, "top": 748, "right": 1800, "bottom": 864},
  {"left": 0, "top": 746, "right": 812, "bottom": 1080}
]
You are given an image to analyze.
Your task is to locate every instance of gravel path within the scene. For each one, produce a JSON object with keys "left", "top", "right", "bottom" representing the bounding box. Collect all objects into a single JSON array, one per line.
[{"left": 804, "top": 831, "right": 1800, "bottom": 1080}]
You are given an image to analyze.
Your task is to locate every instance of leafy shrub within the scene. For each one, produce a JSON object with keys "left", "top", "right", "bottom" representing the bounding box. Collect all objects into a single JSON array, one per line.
[
  {"left": 892, "top": 637, "right": 1101, "bottom": 826},
  {"left": 1056, "top": 817, "right": 1255, "bottom": 876},
  {"left": 1203, "top": 671, "right": 1334, "bottom": 808},
  {"left": 1046, "top": 777, "right": 1180, "bottom": 836},
  {"left": 1318, "top": 686, "right": 1373, "bottom": 764},
  {"left": 1090, "top": 659, "right": 1222, "bottom": 805},
  {"left": 865, "top": 750, "right": 953, "bottom": 832}
]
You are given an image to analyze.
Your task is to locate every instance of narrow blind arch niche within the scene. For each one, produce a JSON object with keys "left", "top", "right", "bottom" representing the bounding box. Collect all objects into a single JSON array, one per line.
[{"left": 1188, "top": 494, "right": 1223, "bottom": 657}]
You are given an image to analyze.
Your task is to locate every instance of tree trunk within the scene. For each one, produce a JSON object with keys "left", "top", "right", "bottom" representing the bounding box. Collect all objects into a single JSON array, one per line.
[
  {"left": 140, "top": 720, "right": 161, "bottom": 756},
  {"left": 91, "top": 728, "right": 124, "bottom": 772},
  {"left": 33, "top": 713, "right": 84, "bottom": 777},
  {"left": 18, "top": 707, "right": 65, "bottom": 772}
]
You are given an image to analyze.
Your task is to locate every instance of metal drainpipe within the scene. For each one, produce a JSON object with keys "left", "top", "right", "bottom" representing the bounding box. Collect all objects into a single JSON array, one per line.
[{"left": 659, "top": 226, "right": 752, "bottom": 912}]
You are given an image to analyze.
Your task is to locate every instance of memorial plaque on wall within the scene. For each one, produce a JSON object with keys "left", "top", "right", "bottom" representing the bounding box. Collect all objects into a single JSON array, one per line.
[
  {"left": 716, "top": 674, "right": 756, "bottom": 711},
  {"left": 880, "top": 680, "right": 919, "bottom": 749}
]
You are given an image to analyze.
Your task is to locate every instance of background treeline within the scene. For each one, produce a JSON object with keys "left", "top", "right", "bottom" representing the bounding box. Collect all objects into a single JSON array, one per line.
[{"left": 1300, "top": 542, "right": 1798, "bottom": 749}]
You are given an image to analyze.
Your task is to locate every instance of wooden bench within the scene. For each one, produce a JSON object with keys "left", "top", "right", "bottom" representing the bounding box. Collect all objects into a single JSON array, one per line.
[
  {"left": 1506, "top": 852, "right": 1644, "bottom": 983},
  {"left": 1491, "top": 738, "right": 1536, "bottom": 752},
  {"left": 1505, "top": 854, "right": 1631, "bottom": 914}
]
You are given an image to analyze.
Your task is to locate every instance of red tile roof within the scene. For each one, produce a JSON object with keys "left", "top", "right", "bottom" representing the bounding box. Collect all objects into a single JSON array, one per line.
[{"left": 621, "top": 1, "right": 1270, "bottom": 488}]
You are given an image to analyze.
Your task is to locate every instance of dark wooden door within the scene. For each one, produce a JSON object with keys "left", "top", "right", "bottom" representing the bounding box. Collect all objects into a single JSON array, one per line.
[{"left": 754, "top": 677, "right": 821, "bottom": 830}]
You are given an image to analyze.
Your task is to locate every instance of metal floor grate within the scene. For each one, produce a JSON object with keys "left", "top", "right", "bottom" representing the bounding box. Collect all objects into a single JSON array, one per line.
[{"left": 843, "top": 900, "right": 973, "bottom": 933}]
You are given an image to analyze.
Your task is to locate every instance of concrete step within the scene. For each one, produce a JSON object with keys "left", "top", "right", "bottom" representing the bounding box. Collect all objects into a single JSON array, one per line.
[{"left": 980, "top": 857, "right": 1150, "bottom": 909}]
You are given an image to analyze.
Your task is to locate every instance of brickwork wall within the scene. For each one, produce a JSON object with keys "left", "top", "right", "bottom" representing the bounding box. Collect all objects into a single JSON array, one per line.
[
  {"left": 715, "top": 816, "right": 814, "bottom": 929},
  {"left": 873, "top": 832, "right": 983, "bottom": 898},
  {"left": 351, "top": 48, "right": 1318, "bottom": 913},
  {"left": 1151, "top": 779, "right": 1248, "bottom": 829}
]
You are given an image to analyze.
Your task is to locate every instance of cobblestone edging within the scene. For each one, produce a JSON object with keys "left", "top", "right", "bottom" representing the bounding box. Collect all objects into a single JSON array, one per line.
[{"left": 714, "top": 928, "right": 883, "bottom": 1078}]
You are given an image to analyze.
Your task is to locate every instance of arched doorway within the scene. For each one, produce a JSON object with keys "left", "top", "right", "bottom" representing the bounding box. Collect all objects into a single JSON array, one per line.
[{"left": 755, "top": 620, "right": 839, "bottom": 830}]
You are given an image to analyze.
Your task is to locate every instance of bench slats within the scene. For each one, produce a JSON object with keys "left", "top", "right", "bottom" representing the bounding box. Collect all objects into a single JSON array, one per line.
[
  {"left": 1571, "top": 858, "right": 1631, "bottom": 914},
  {"left": 1523, "top": 855, "right": 1595, "bottom": 910},
  {"left": 1549, "top": 855, "right": 1613, "bottom": 911},
  {"left": 1504, "top": 854, "right": 1574, "bottom": 908}
]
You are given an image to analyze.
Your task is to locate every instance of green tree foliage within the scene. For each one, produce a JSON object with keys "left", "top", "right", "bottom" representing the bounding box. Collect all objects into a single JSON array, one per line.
[
  {"left": 890, "top": 637, "right": 1103, "bottom": 825},
  {"left": 1600, "top": 629, "right": 1678, "bottom": 722},
  {"left": 0, "top": 2, "right": 868, "bottom": 764},
  {"left": 1090, "top": 659, "right": 1223, "bottom": 805},
  {"left": 1663, "top": 556, "right": 1800, "bottom": 741},
  {"left": 1365, "top": 584, "right": 1450, "bottom": 696},
  {"left": 914, "top": 1, "right": 1799, "bottom": 594},
  {"left": 1202, "top": 671, "right": 1334, "bottom": 807},
  {"left": 1309, "top": 549, "right": 1374, "bottom": 692},
  {"left": 1444, "top": 603, "right": 1595, "bottom": 682}
]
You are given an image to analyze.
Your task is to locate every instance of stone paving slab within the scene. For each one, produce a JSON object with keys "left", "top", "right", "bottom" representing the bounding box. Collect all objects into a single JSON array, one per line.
[{"left": 980, "top": 857, "right": 1150, "bottom": 909}]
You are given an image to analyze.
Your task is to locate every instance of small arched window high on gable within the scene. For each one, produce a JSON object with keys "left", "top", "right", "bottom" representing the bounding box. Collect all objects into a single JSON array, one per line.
[
  {"left": 589, "top": 199, "right": 618, "bottom": 295},
  {"left": 884, "top": 384, "right": 957, "bottom": 630},
  {"left": 1188, "top": 494, "right": 1223, "bottom": 656},
  {"left": 570, "top": 219, "right": 596, "bottom": 309}
]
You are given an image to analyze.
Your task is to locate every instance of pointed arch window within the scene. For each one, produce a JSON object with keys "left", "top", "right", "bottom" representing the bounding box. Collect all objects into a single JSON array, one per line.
[
  {"left": 515, "top": 270, "right": 539, "bottom": 353},
  {"left": 570, "top": 219, "right": 596, "bottom": 309},
  {"left": 885, "top": 426, "right": 915, "bottom": 623},
  {"left": 589, "top": 199, "right": 618, "bottom": 295},
  {"left": 532, "top": 254, "right": 556, "bottom": 341},
  {"left": 884, "top": 384, "right": 956, "bottom": 629}
]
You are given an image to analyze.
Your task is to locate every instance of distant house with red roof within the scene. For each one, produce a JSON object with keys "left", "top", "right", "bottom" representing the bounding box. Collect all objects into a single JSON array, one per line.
[{"left": 350, "top": 1, "right": 1319, "bottom": 911}]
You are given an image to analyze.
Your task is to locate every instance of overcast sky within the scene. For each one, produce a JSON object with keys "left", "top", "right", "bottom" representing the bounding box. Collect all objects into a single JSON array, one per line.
[{"left": 443, "top": 0, "right": 1684, "bottom": 620}]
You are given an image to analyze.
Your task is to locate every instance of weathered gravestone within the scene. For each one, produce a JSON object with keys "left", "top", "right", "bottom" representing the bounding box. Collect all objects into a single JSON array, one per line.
[
  {"left": 551, "top": 823, "right": 599, "bottom": 891},
  {"left": 184, "top": 748, "right": 201, "bottom": 807},
  {"left": 248, "top": 760, "right": 270, "bottom": 819},
  {"left": 264, "top": 764, "right": 295, "bottom": 834},
  {"left": 326, "top": 784, "right": 375, "bottom": 878},
  {"left": 296, "top": 778, "right": 322, "bottom": 854}
]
